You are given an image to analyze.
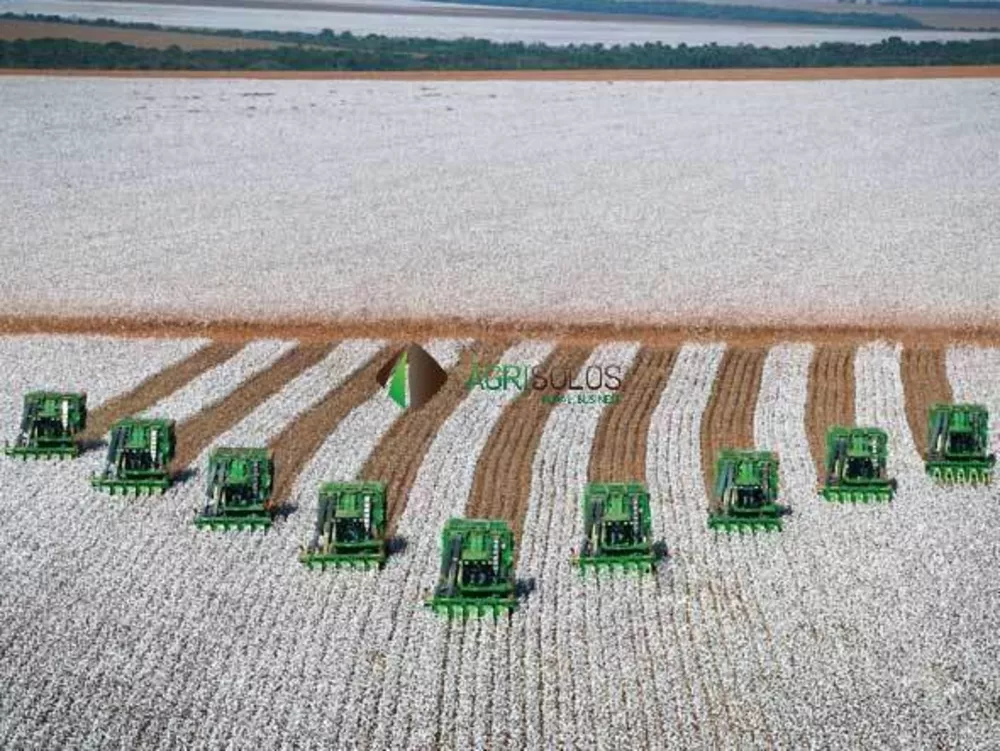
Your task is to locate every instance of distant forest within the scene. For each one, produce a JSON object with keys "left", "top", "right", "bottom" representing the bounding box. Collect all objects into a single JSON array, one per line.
[{"left": 3, "top": 14, "right": 1000, "bottom": 70}]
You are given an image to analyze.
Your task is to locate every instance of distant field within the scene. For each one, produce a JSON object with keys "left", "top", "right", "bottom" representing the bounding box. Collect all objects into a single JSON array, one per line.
[
  {"left": 7, "top": 0, "right": 1000, "bottom": 45},
  {"left": 0, "top": 19, "right": 285, "bottom": 49}
]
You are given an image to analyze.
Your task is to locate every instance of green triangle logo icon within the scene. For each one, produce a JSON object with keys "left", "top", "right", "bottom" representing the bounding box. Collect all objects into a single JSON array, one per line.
[
  {"left": 386, "top": 350, "right": 410, "bottom": 409},
  {"left": 375, "top": 344, "right": 448, "bottom": 411}
]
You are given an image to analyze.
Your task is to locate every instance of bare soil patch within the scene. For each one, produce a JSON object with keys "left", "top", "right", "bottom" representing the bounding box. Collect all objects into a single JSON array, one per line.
[
  {"left": 465, "top": 346, "right": 591, "bottom": 543},
  {"left": 3, "top": 66, "right": 999, "bottom": 81},
  {"left": 3, "top": 314, "right": 999, "bottom": 349},
  {"left": 588, "top": 347, "right": 676, "bottom": 483},
  {"left": 268, "top": 345, "right": 394, "bottom": 506},
  {"left": 700, "top": 348, "right": 767, "bottom": 505},
  {"left": 805, "top": 345, "right": 855, "bottom": 482},
  {"left": 900, "top": 347, "right": 953, "bottom": 459},
  {"left": 170, "top": 344, "right": 334, "bottom": 471},
  {"left": 361, "top": 343, "right": 509, "bottom": 536},
  {"left": 0, "top": 20, "right": 285, "bottom": 51},
  {"left": 81, "top": 341, "right": 242, "bottom": 445}
]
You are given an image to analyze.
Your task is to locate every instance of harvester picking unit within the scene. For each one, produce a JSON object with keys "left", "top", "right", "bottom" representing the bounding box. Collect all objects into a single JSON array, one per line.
[
  {"left": 91, "top": 417, "right": 175, "bottom": 495},
  {"left": 426, "top": 518, "right": 517, "bottom": 618},
  {"left": 196, "top": 447, "right": 275, "bottom": 530},
  {"left": 572, "top": 482, "right": 659, "bottom": 572},
  {"left": 4, "top": 391, "right": 87, "bottom": 460},
  {"left": 709, "top": 450, "right": 784, "bottom": 532},
  {"left": 926, "top": 403, "right": 995, "bottom": 484},
  {"left": 300, "top": 482, "right": 387, "bottom": 569},
  {"left": 821, "top": 426, "right": 896, "bottom": 503}
]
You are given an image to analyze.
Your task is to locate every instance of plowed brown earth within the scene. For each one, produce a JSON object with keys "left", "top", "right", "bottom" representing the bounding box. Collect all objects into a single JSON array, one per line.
[
  {"left": 81, "top": 341, "right": 242, "bottom": 445},
  {"left": 900, "top": 347, "right": 953, "bottom": 459},
  {"left": 267, "top": 345, "right": 394, "bottom": 507},
  {"left": 700, "top": 347, "right": 766, "bottom": 505},
  {"left": 170, "top": 343, "right": 334, "bottom": 471},
  {"left": 0, "top": 20, "right": 285, "bottom": 50},
  {"left": 588, "top": 347, "right": 676, "bottom": 483},
  {"left": 465, "top": 345, "right": 591, "bottom": 543},
  {"left": 805, "top": 346, "right": 855, "bottom": 481},
  {"left": 4, "top": 314, "right": 999, "bottom": 348},
  {"left": 361, "top": 343, "right": 508, "bottom": 536}
]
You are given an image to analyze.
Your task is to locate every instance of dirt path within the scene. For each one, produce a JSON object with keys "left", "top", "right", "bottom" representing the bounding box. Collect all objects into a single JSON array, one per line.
[
  {"left": 81, "top": 341, "right": 242, "bottom": 445},
  {"left": 700, "top": 348, "right": 767, "bottom": 505},
  {"left": 588, "top": 347, "right": 676, "bottom": 483},
  {"left": 361, "top": 343, "right": 509, "bottom": 536},
  {"left": 900, "top": 347, "right": 953, "bottom": 459},
  {"left": 3, "top": 314, "right": 998, "bottom": 349},
  {"left": 805, "top": 346, "right": 855, "bottom": 482},
  {"left": 267, "top": 345, "right": 394, "bottom": 507},
  {"left": 170, "top": 343, "right": 334, "bottom": 471},
  {"left": 465, "top": 346, "right": 591, "bottom": 542},
  {"left": 3, "top": 67, "right": 1000, "bottom": 81}
]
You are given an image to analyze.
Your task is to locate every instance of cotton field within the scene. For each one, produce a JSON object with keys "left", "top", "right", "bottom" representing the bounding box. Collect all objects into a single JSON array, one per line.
[
  {"left": 2, "top": 75, "right": 1000, "bottom": 329},
  {"left": 1, "top": 332, "right": 999, "bottom": 749}
]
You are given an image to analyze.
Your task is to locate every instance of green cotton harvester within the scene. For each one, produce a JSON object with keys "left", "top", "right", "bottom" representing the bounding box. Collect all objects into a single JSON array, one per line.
[
  {"left": 4, "top": 391, "right": 87, "bottom": 459},
  {"left": 426, "top": 518, "right": 517, "bottom": 618},
  {"left": 196, "top": 447, "right": 275, "bottom": 530},
  {"left": 926, "top": 403, "right": 996, "bottom": 484},
  {"left": 709, "top": 450, "right": 784, "bottom": 532},
  {"left": 91, "top": 417, "right": 175, "bottom": 495},
  {"left": 300, "top": 482, "right": 387, "bottom": 569},
  {"left": 572, "top": 482, "right": 660, "bottom": 573},
  {"left": 821, "top": 426, "right": 896, "bottom": 503}
]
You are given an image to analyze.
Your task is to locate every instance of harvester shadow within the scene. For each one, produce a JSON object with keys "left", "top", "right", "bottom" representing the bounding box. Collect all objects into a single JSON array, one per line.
[
  {"left": 386, "top": 535, "right": 408, "bottom": 557},
  {"left": 78, "top": 438, "right": 107, "bottom": 455},
  {"left": 173, "top": 467, "right": 199, "bottom": 484},
  {"left": 652, "top": 540, "right": 670, "bottom": 561},
  {"left": 515, "top": 577, "right": 536, "bottom": 599}
]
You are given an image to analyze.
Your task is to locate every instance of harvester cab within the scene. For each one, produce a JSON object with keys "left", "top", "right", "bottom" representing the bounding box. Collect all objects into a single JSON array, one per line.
[
  {"left": 822, "top": 426, "right": 896, "bottom": 502},
  {"left": 709, "top": 450, "right": 784, "bottom": 531},
  {"left": 300, "top": 482, "right": 387, "bottom": 569},
  {"left": 196, "top": 447, "right": 275, "bottom": 529},
  {"left": 572, "top": 482, "right": 659, "bottom": 572},
  {"left": 426, "top": 518, "right": 516, "bottom": 618},
  {"left": 926, "top": 403, "right": 995, "bottom": 484},
  {"left": 91, "top": 417, "right": 175, "bottom": 495},
  {"left": 4, "top": 391, "right": 87, "bottom": 460}
]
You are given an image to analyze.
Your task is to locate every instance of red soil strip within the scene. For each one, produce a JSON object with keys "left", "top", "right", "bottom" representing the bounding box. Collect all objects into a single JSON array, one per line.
[
  {"left": 361, "top": 343, "right": 510, "bottom": 536},
  {"left": 805, "top": 346, "right": 855, "bottom": 482},
  {"left": 2, "top": 67, "right": 999, "bottom": 81},
  {"left": 700, "top": 347, "right": 767, "bottom": 506},
  {"left": 465, "top": 346, "right": 591, "bottom": 543},
  {"left": 0, "top": 20, "right": 285, "bottom": 51},
  {"left": 81, "top": 341, "right": 243, "bottom": 444},
  {"left": 170, "top": 343, "right": 334, "bottom": 471},
  {"left": 2, "top": 314, "right": 999, "bottom": 349},
  {"left": 900, "top": 347, "right": 953, "bottom": 459},
  {"left": 267, "top": 345, "right": 394, "bottom": 507},
  {"left": 588, "top": 347, "right": 677, "bottom": 483}
]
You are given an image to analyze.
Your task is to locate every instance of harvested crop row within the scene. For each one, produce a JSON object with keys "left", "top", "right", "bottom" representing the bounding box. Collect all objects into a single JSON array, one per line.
[
  {"left": 80, "top": 340, "right": 238, "bottom": 444},
  {"left": 466, "top": 344, "right": 590, "bottom": 539},
  {"left": 360, "top": 342, "right": 511, "bottom": 536},
  {"left": 805, "top": 345, "right": 855, "bottom": 481},
  {"left": 266, "top": 344, "right": 396, "bottom": 507},
  {"left": 700, "top": 347, "right": 767, "bottom": 505},
  {"left": 900, "top": 346, "right": 953, "bottom": 460},
  {"left": 336, "top": 340, "right": 553, "bottom": 749},
  {"left": 169, "top": 342, "right": 334, "bottom": 470},
  {"left": 588, "top": 347, "right": 676, "bottom": 483}
]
